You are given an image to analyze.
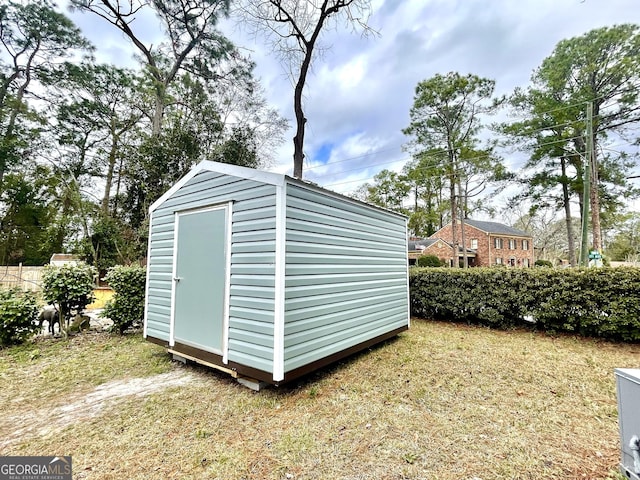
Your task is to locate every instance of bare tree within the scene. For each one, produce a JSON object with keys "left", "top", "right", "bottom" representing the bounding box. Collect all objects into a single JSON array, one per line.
[{"left": 238, "top": 0, "right": 373, "bottom": 178}]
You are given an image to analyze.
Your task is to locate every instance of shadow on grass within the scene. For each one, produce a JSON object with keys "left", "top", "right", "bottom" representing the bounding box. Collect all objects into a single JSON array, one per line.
[{"left": 166, "top": 334, "right": 404, "bottom": 397}]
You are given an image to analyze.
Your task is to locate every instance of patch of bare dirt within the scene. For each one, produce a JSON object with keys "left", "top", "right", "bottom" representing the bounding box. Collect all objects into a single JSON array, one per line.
[{"left": 0, "top": 370, "right": 200, "bottom": 448}]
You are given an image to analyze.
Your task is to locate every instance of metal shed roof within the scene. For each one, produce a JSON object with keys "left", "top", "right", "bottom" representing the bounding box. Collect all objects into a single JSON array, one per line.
[{"left": 150, "top": 160, "right": 406, "bottom": 220}]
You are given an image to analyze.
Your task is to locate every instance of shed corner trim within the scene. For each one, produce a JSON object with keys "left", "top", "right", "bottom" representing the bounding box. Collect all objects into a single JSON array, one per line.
[{"left": 272, "top": 182, "right": 286, "bottom": 382}]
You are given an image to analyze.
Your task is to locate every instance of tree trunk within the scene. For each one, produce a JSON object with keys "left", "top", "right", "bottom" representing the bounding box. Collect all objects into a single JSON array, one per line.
[
  {"left": 0, "top": 44, "right": 38, "bottom": 188},
  {"left": 458, "top": 179, "right": 468, "bottom": 268},
  {"left": 152, "top": 92, "right": 165, "bottom": 136},
  {"left": 112, "top": 155, "right": 125, "bottom": 216},
  {"left": 102, "top": 122, "right": 118, "bottom": 215},
  {"left": 292, "top": 53, "right": 310, "bottom": 179},
  {"left": 449, "top": 156, "right": 458, "bottom": 267},
  {"left": 425, "top": 181, "right": 435, "bottom": 236},
  {"left": 450, "top": 183, "right": 458, "bottom": 267},
  {"left": 290, "top": 3, "right": 336, "bottom": 180},
  {"left": 560, "top": 156, "right": 577, "bottom": 266}
]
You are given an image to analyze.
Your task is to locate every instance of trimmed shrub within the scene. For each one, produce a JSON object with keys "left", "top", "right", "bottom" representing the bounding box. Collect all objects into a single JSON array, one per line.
[
  {"left": 535, "top": 259, "right": 553, "bottom": 267},
  {"left": 102, "top": 265, "right": 146, "bottom": 334},
  {"left": 417, "top": 255, "right": 445, "bottom": 267},
  {"left": 42, "top": 264, "right": 97, "bottom": 333},
  {"left": 410, "top": 267, "right": 640, "bottom": 341},
  {"left": 0, "top": 288, "right": 39, "bottom": 347}
]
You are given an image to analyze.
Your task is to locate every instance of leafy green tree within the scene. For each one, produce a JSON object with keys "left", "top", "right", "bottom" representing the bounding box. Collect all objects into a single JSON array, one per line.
[
  {"left": 0, "top": 164, "right": 59, "bottom": 265},
  {"left": 504, "top": 25, "right": 640, "bottom": 262},
  {"left": 403, "top": 72, "right": 504, "bottom": 267},
  {"left": 79, "top": 215, "right": 143, "bottom": 274},
  {"left": 500, "top": 88, "right": 583, "bottom": 266},
  {"left": 402, "top": 151, "right": 447, "bottom": 237},
  {"left": 0, "top": 0, "right": 93, "bottom": 189},
  {"left": 0, "top": 0, "right": 287, "bottom": 269},
  {"left": 120, "top": 121, "right": 202, "bottom": 231},
  {"left": 49, "top": 63, "right": 143, "bottom": 216},
  {"left": 212, "top": 125, "right": 260, "bottom": 168},
  {"left": 363, "top": 169, "right": 409, "bottom": 213}
]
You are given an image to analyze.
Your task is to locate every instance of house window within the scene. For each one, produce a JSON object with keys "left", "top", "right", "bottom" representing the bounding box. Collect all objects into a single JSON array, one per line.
[
  {"left": 470, "top": 239, "right": 478, "bottom": 249},
  {"left": 522, "top": 239, "right": 529, "bottom": 250},
  {"left": 495, "top": 257, "right": 503, "bottom": 265},
  {"left": 494, "top": 238, "right": 503, "bottom": 249},
  {"left": 523, "top": 258, "right": 530, "bottom": 267},
  {"left": 509, "top": 239, "right": 516, "bottom": 250},
  {"left": 509, "top": 258, "right": 516, "bottom": 266}
]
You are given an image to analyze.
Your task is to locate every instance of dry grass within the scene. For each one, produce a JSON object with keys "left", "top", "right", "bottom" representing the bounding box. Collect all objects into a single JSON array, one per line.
[{"left": 1, "top": 320, "right": 638, "bottom": 479}]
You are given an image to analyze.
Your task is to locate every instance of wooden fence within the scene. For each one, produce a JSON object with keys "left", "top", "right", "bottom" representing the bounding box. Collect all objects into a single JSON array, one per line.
[
  {"left": 0, "top": 265, "right": 114, "bottom": 308},
  {"left": 0, "top": 265, "right": 44, "bottom": 291}
]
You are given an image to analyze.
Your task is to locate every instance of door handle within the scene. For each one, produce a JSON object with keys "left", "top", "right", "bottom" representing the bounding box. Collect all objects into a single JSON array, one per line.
[{"left": 173, "top": 277, "right": 182, "bottom": 282}]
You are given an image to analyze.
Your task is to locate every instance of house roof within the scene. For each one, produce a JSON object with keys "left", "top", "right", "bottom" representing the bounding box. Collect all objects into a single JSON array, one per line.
[
  {"left": 50, "top": 254, "right": 81, "bottom": 263},
  {"left": 409, "top": 238, "right": 476, "bottom": 256},
  {"left": 462, "top": 219, "right": 530, "bottom": 237},
  {"left": 408, "top": 238, "right": 440, "bottom": 250}
]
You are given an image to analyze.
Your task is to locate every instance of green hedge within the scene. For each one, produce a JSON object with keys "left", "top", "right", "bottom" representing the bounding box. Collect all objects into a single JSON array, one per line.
[
  {"left": 409, "top": 267, "right": 640, "bottom": 341},
  {"left": 416, "top": 254, "right": 445, "bottom": 267},
  {"left": 102, "top": 265, "right": 146, "bottom": 334},
  {"left": 0, "top": 288, "right": 39, "bottom": 347},
  {"left": 42, "top": 263, "right": 96, "bottom": 331}
]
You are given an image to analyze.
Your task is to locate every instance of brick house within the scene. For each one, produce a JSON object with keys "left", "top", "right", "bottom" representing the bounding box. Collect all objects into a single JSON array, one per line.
[
  {"left": 408, "top": 237, "right": 451, "bottom": 265},
  {"left": 428, "top": 219, "right": 534, "bottom": 267}
]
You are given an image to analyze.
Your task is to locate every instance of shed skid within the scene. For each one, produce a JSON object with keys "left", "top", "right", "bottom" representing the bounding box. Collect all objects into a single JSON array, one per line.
[{"left": 144, "top": 161, "right": 410, "bottom": 386}]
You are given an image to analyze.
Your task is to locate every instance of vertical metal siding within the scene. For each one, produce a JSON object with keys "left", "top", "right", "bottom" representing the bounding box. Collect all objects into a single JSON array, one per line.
[
  {"left": 283, "top": 183, "right": 409, "bottom": 372},
  {"left": 145, "top": 171, "right": 277, "bottom": 374}
]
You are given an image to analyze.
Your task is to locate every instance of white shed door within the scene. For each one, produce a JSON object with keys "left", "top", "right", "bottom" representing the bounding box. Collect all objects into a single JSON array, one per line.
[{"left": 173, "top": 206, "right": 228, "bottom": 355}]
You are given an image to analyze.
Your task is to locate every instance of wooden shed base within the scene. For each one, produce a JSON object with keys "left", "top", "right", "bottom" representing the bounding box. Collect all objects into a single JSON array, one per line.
[
  {"left": 168, "top": 349, "right": 237, "bottom": 378},
  {"left": 169, "top": 349, "right": 267, "bottom": 390},
  {"left": 146, "top": 325, "right": 408, "bottom": 388}
]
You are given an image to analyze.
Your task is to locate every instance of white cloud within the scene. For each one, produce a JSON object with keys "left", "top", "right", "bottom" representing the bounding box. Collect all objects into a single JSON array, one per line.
[{"left": 61, "top": 0, "right": 640, "bottom": 208}]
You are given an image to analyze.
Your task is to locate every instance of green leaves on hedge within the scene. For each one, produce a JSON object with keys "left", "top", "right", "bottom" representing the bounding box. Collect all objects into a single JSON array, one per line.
[
  {"left": 42, "top": 264, "right": 97, "bottom": 330},
  {"left": 409, "top": 267, "right": 640, "bottom": 341},
  {"left": 42, "top": 263, "right": 97, "bottom": 329},
  {"left": 0, "top": 288, "right": 39, "bottom": 347},
  {"left": 416, "top": 255, "right": 445, "bottom": 267},
  {"left": 102, "top": 265, "right": 146, "bottom": 334}
]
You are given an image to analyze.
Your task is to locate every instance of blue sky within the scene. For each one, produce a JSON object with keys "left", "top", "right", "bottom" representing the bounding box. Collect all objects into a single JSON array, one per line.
[{"left": 65, "top": 0, "right": 640, "bottom": 206}]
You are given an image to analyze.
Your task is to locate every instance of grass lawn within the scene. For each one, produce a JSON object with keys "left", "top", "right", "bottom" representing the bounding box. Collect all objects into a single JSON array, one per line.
[{"left": 0, "top": 319, "right": 638, "bottom": 479}]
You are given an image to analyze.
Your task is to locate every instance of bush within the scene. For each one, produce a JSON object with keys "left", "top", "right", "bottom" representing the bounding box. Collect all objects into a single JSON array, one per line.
[
  {"left": 42, "top": 263, "right": 96, "bottom": 333},
  {"left": 409, "top": 267, "right": 640, "bottom": 341},
  {"left": 0, "top": 288, "right": 39, "bottom": 347},
  {"left": 102, "top": 265, "right": 146, "bottom": 334},
  {"left": 416, "top": 254, "right": 445, "bottom": 267},
  {"left": 535, "top": 259, "right": 553, "bottom": 267}
]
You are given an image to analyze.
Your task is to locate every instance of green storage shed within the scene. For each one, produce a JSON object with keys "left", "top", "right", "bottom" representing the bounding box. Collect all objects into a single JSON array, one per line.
[{"left": 143, "top": 160, "right": 409, "bottom": 387}]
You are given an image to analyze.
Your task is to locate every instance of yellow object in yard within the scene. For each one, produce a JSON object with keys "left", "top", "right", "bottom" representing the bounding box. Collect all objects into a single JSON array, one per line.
[{"left": 87, "top": 287, "right": 115, "bottom": 309}]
